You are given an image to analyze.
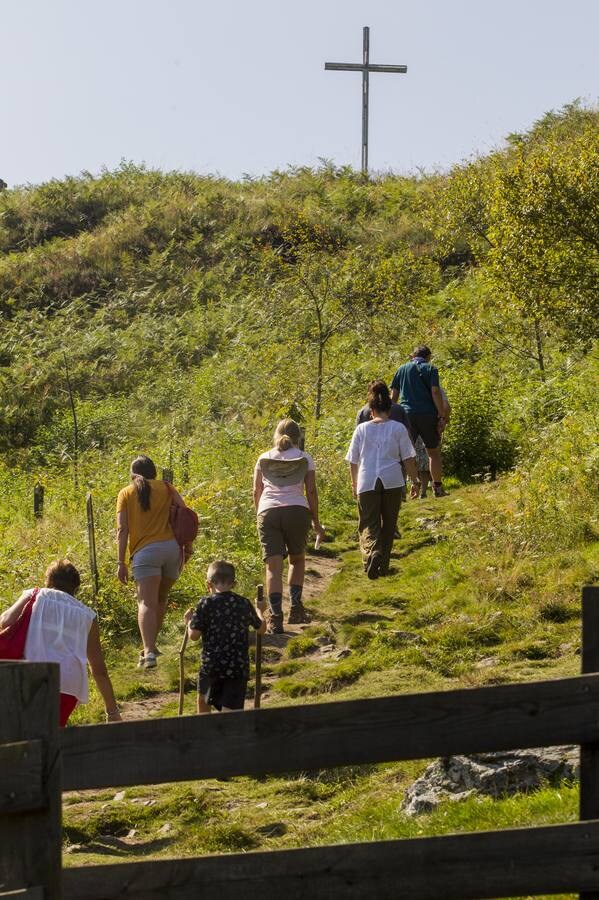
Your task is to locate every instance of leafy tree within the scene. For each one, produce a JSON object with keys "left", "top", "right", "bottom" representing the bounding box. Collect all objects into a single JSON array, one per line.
[{"left": 488, "top": 124, "right": 599, "bottom": 342}]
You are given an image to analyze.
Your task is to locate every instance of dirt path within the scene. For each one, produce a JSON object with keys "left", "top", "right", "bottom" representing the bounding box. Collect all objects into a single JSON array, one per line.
[{"left": 118, "top": 552, "right": 340, "bottom": 720}]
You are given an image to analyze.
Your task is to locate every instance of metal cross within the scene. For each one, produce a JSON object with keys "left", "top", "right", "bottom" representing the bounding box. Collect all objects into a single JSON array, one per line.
[{"left": 325, "top": 26, "right": 407, "bottom": 175}]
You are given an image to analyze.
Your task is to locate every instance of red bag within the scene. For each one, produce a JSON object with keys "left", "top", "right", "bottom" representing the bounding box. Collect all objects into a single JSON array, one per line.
[
  {"left": 165, "top": 482, "right": 199, "bottom": 547},
  {"left": 0, "top": 589, "right": 40, "bottom": 660}
]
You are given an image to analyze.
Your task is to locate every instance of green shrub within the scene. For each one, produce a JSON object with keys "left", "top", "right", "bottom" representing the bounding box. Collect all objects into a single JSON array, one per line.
[{"left": 442, "top": 370, "right": 517, "bottom": 478}]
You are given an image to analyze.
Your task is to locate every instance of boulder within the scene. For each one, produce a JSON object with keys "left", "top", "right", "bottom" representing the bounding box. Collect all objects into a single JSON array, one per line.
[{"left": 402, "top": 746, "right": 579, "bottom": 816}]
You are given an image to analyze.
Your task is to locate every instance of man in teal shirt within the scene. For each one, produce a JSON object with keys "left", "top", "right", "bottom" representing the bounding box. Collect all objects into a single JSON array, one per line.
[{"left": 390, "top": 345, "right": 448, "bottom": 497}]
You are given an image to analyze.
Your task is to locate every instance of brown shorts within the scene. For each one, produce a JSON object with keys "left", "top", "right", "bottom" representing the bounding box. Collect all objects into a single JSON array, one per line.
[{"left": 257, "top": 506, "right": 312, "bottom": 560}]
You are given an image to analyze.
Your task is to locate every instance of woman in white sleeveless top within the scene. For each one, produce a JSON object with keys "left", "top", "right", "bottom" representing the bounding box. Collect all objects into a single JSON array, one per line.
[{"left": 0, "top": 560, "right": 121, "bottom": 726}]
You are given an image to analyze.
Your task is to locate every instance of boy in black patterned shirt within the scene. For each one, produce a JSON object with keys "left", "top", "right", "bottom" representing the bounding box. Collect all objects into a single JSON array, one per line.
[{"left": 184, "top": 560, "right": 267, "bottom": 713}]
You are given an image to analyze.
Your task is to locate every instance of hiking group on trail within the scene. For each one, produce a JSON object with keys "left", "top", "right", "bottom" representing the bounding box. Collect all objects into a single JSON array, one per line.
[{"left": 1, "top": 344, "right": 449, "bottom": 725}]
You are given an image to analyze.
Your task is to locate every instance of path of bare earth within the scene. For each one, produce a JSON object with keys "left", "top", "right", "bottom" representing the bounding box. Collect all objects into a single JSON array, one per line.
[{"left": 118, "top": 552, "right": 340, "bottom": 720}]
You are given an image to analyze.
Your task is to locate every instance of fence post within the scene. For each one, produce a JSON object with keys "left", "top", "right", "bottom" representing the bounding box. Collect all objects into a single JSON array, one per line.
[
  {"left": 33, "top": 484, "right": 44, "bottom": 519},
  {"left": 181, "top": 449, "right": 190, "bottom": 484},
  {"left": 580, "top": 585, "right": 599, "bottom": 900},
  {"left": 86, "top": 492, "right": 99, "bottom": 597},
  {"left": 0, "top": 662, "right": 61, "bottom": 899},
  {"left": 254, "top": 585, "right": 264, "bottom": 709}
]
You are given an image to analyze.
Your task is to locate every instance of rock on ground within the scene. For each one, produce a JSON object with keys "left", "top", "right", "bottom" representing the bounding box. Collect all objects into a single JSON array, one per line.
[{"left": 402, "top": 746, "right": 579, "bottom": 816}]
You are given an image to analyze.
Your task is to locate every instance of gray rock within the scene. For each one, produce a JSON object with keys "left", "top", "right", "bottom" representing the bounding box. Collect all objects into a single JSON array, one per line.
[
  {"left": 475, "top": 656, "right": 499, "bottom": 669},
  {"left": 389, "top": 630, "right": 422, "bottom": 644},
  {"left": 402, "top": 746, "right": 579, "bottom": 816}
]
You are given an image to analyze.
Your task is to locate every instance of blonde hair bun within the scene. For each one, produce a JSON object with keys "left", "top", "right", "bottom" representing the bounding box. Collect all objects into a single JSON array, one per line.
[{"left": 273, "top": 418, "right": 302, "bottom": 451}]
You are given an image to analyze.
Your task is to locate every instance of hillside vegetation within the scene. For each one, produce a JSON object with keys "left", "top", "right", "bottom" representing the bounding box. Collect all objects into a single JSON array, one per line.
[
  {"left": 1, "top": 101, "right": 598, "bottom": 898},
  {"left": 0, "top": 101, "right": 597, "bottom": 612}
]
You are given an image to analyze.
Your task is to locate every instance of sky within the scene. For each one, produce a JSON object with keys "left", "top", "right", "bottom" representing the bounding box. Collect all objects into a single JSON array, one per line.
[{"left": 2, "top": 0, "right": 598, "bottom": 186}]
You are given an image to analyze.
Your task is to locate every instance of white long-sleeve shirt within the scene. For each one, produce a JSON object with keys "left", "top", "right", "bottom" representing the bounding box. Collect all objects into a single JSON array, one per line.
[{"left": 345, "top": 420, "right": 415, "bottom": 494}]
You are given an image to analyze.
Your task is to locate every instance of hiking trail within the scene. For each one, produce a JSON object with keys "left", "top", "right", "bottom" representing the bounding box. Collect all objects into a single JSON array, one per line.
[{"left": 118, "top": 551, "right": 340, "bottom": 720}]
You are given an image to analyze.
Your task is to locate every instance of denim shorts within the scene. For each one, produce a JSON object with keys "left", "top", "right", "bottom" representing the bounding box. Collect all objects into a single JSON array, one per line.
[{"left": 131, "top": 539, "right": 181, "bottom": 581}]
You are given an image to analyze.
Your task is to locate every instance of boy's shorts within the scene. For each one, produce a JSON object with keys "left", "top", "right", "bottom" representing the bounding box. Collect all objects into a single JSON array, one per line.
[
  {"left": 198, "top": 673, "right": 248, "bottom": 711},
  {"left": 257, "top": 505, "right": 311, "bottom": 560},
  {"left": 131, "top": 538, "right": 181, "bottom": 582}
]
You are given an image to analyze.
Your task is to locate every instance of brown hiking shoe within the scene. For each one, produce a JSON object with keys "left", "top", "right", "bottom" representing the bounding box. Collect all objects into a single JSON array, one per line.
[
  {"left": 267, "top": 612, "right": 284, "bottom": 634},
  {"left": 287, "top": 602, "right": 311, "bottom": 625},
  {"left": 367, "top": 551, "right": 382, "bottom": 580}
]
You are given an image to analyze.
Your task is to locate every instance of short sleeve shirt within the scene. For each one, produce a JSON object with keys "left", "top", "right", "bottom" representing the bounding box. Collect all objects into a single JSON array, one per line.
[
  {"left": 345, "top": 420, "right": 415, "bottom": 494},
  {"left": 116, "top": 480, "right": 174, "bottom": 557},
  {"left": 390, "top": 361, "right": 440, "bottom": 415},
  {"left": 355, "top": 402, "right": 409, "bottom": 427},
  {"left": 254, "top": 448, "right": 315, "bottom": 514},
  {"left": 189, "top": 591, "right": 261, "bottom": 678}
]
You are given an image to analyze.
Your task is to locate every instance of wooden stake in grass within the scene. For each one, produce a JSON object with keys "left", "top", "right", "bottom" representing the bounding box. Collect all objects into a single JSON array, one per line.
[
  {"left": 254, "top": 584, "right": 264, "bottom": 709},
  {"left": 85, "top": 492, "right": 99, "bottom": 598},
  {"left": 181, "top": 449, "right": 190, "bottom": 484},
  {"left": 33, "top": 483, "right": 44, "bottom": 519},
  {"left": 178, "top": 628, "right": 189, "bottom": 716},
  {"left": 62, "top": 352, "right": 79, "bottom": 493}
]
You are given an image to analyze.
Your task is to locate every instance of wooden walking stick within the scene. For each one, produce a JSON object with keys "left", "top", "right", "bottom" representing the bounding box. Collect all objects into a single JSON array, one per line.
[
  {"left": 178, "top": 627, "right": 189, "bottom": 716},
  {"left": 254, "top": 585, "right": 264, "bottom": 709}
]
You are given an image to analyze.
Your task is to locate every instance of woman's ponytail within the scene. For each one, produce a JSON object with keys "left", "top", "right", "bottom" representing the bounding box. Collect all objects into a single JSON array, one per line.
[
  {"left": 130, "top": 455, "right": 157, "bottom": 511},
  {"left": 367, "top": 379, "right": 392, "bottom": 414}
]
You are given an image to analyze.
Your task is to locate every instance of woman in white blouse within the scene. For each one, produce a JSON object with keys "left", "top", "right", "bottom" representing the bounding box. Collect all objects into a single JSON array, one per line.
[
  {"left": 345, "top": 380, "right": 419, "bottom": 580},
  {"left": 0, "top": 559, "right": 121, "bottom": 725}
]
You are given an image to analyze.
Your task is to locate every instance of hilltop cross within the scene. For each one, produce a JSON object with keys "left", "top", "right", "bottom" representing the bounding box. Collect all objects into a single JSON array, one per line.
[{"left": 325, "top": 26, "right": 407, "bottom": 176}]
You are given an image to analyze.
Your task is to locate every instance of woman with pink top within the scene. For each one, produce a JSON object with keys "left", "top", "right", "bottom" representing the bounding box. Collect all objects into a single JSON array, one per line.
[{"left": 253, "top": 419, "right": 325, "bottom": 634}]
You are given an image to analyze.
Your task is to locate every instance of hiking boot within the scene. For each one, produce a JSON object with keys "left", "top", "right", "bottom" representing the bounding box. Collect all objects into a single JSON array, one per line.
[
  {"left": 420, "top": 484, "right": 428, "bottom": 499},
  {"left": 287, "top": 602, "right": 311, "bottom": 625},
  {"left": 267, "top": 612, "right": 284, "bottom": 634},
  {"left": 432, "top": 483, "right": 447, "bottom": 498},
  {"left": 367, "top": 552, "right": 382, "bottom": 580}
]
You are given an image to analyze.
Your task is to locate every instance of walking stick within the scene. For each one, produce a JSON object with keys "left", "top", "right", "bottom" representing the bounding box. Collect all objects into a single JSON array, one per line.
[
  {"left": 254, "top": 585, "right": 263, "bottom": 709},
  {"left": 178, "top": 627, "right": 189, "bottom": 716}
]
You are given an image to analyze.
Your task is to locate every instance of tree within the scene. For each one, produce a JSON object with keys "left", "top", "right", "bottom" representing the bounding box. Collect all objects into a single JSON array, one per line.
[{"left": 488, "top": 124, "right": 599, "bottom": 343}]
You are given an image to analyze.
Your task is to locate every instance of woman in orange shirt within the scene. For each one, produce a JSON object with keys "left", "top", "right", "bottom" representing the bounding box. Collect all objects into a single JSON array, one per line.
[{"left": 116, "top": 455, "right": 187, "bottom": 669}]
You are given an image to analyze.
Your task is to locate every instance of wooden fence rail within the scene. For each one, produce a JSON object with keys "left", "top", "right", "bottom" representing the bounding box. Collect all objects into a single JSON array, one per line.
[
  {"left": 61, "top": 821, "right": 599, "bottom": 900},
  {"left": 60, "top": 672, "right": 599, "bottom": 791},
  {"left": 1, "top": 584, "right": 598, "bottom": 900}
]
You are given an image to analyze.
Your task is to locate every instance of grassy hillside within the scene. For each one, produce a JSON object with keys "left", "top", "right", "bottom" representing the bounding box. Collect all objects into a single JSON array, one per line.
[
  {"left": 1, "top": 101, "right": 598, "bottom": 900},
  {"left": 61, "top": 483, "right": 593, "bottom": 900}
]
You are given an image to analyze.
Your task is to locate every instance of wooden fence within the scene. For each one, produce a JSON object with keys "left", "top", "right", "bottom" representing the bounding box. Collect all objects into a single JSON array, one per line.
[{"left": 1, "top": 585, "right": 599, "bottom": 900}]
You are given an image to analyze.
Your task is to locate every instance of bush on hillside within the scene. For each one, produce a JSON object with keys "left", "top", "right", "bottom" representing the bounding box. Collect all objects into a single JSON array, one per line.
[
  {"left": 511, "top": 358, "right": 599, "bottom": 550},
  {"left": 442, "top": 372, "right": 517, "bottom": 479}
]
